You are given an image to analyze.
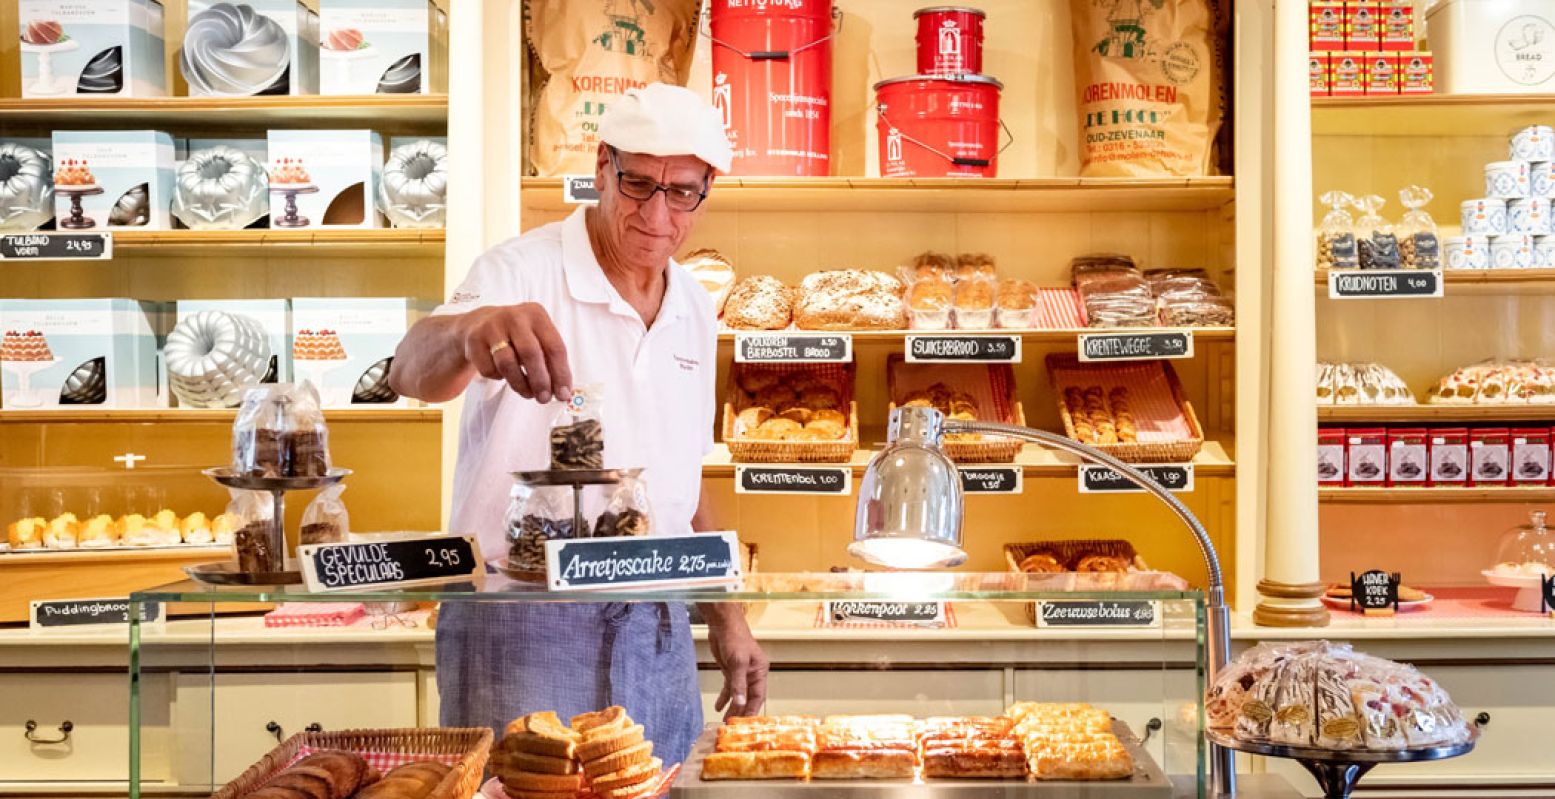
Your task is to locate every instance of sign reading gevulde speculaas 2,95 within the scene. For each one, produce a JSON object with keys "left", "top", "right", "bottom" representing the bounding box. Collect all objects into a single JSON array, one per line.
[{"left": 299, "top": 535, "right": 482, "bottom": 592}]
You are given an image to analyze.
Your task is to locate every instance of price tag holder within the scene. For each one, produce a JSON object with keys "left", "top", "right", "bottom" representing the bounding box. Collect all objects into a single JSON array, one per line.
[
  {"left": 546, "top": 531, "right": 742, "bottom": 591},
  {"left": 735, "top": 465, "right": 851, "bottom": 495},
  {"left": 30, "top": 597, "right": 162, "bottom": 630},
  {"left": 958, "top": 466, "right": 1023, "bottom": 494},
  {"left": 1078, "top": 331, "right": 1193, "bottom": 362},
  {"left": 823, "top": 600, "right": 948, "bottom": 628},
  {"left": 563, "top": 176, "right": 599, "bottom": 204},
  {"left": 299, "top": 535, "right": 482, "bottom": 593},
  {"left": 905, "top": 334, "right": 1021, "bottom": 363},
  {"left": 734, "top": 332, "right": 852, "bottom": 363},
  {"left": 1542, "top": 574, "right": 1555, "bottom": 617},
  {"left": 1035, "top": 600, "right": 1160, "bottom": 628},
  {"left": 1327, "top": 269, "right": 1442, "bottom": 299},
  {"left": 1, "top": 233, "right": 112, "bottom": 261},
  {"left": 1078, "top": 463, "right": 1194, "bottom": 493},
  {"left": 1350, "top": 569, "right": 1400, "bottom": 616}
]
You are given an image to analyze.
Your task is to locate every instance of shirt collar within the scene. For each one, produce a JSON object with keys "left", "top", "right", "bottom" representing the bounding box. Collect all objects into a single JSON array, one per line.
[{"left": 562, "top": 207, "right": 688, "bottom": 326}]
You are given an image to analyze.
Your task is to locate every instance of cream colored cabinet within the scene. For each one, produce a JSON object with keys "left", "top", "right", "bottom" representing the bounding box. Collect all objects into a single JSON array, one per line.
[
  {"left": 698, "top": 669, "right": 1007, "bottom": 722},
  {"left": 172, "top": 671, "right": 418, "bottom": 788},
  {"left": 0, "top": 672, "right": 170, "bottom": 784}
]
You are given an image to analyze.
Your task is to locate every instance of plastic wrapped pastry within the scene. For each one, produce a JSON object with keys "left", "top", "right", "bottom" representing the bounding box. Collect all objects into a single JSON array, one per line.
[
  {"left": 1431, "top": 359, "right": 1555, "bottom": 405},
  {"left": 1316, "top": 362, "right": 1414, "bottom": 405}
]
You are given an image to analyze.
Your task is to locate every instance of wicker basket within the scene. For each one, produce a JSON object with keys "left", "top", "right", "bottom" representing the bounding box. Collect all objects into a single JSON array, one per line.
[
  {"left": 1004, "top": 539, "right": 1143, "bottom": 572},
  {"left": 886, "top": 357, "right": 1025, "bottom": 463},
  {"left": 723, "top": 362, "right": 857, "bottom": 463},
  {"left": 1004, "top": 539, "right": 1189, "bottom": 624},
  {"left": 213, "top": 727, "right": 493, "bottom": 799},
  {"left": 1045, "top": 354, "right": 1205, "bottom": 464}
]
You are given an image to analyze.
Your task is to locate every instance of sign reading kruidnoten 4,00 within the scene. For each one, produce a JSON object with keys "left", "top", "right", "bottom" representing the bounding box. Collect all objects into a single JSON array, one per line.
[
  {"left": 545, "top": 531, "right": 743, "bottom": 591},
  {"left": 1327, "top": 269, "right": 1442, "bottom": 299}
]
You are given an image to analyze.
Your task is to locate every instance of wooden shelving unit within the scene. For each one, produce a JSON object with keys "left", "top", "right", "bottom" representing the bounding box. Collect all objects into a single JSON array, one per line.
[
  {"left": 1320, "top": 486, "right": 1555, "bottom": 504},
  {"left": 1312, "top": 94, "right": 1555, "bottom": 137},
  {"left": 1315, "top": 268, "right": 1555, "bottom": 290},
  {"left": 0, "top": 95, "right": 449, "bottom": 133},
  {"left": 97, "top": 229, "right": 447, "bottom": 258},
  {"left": 717, "top": 326, "right": 1235, "bottom": 345},
  {"left": 701, "top": 440, "right": 1236, "bottom": 478},
  {"left": 1318, "top": 405, "right": 1555, "bottom": 423},
  {"left": 0, "top": 408, "right": 440, "bottom": 424}
]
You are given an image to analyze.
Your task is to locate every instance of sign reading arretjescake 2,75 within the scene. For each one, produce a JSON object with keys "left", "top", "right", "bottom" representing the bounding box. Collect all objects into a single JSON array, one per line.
[{"left": 545, "top": 531, "right": 743, "bottom": 591}]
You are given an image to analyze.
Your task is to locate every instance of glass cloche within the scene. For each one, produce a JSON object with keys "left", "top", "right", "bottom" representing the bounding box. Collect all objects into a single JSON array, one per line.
[{"left": 1484, "top": 509, "right": 1555, "bottom": 611}]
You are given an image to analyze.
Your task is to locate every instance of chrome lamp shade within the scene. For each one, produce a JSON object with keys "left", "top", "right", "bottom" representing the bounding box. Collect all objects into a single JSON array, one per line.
[{"left": 851, "top": 406, "right": 966, "bottom": 569}]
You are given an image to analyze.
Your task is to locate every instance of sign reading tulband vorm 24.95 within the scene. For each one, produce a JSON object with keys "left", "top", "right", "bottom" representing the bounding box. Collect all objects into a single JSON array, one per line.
[
  {"left": 545, "top": 531, "right": 742, "bottom": 591},
  {"left": 1, "top": 233, "right": 112, "bottom": 260}
]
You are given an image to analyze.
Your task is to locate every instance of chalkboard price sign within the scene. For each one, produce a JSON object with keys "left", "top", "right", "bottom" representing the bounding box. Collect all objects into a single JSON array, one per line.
[
  {"left": 1077, "top": 331, "right": 1193, "bottom": 362},
  {"left": 824, "top": 600, "right": 947, "bottom": 627},
  {"left": 1542, "top": 574, "right": 1555, "bottom": 614},
  {"left": 1350, "top": 570, "right": 1400, "bottom": 613},
  {"left": 958, "top": 466, "right": 1023, "bottom": 494},
  {"left": 299, "top": 535, "right": 482, "bottom": 592},
  {"left": 905, "top": 335, "right": 1021, "bottom": 363},
  {"left": 1078, "top": 464, "right": 1194, "bottom": 494},
  {"left": 30, "top": 598, "right": 161, "bottom": 629},
  {"left": 1327, "top": 269, "right": 1442, "bottom": 299},
  {"left": 734, "top": 333, "right": 852, "bottom": 363},
  {"left": 735, "top": 465, "right": 851, "bottom": 495},
  {"left": 1, "top": 233, "right": 112, "bottom": 260},
  {"left": 564, "top": 176, "right": 599, "bottom": 204},
  {"left": 546, "top": 531, "right": 742, "bottom": 591},
  {"left": 1035, "top": 600, "right": 1160, "bottom": 628}
]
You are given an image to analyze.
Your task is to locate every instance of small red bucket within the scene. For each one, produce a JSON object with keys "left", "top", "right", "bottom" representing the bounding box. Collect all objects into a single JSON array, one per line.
[
  {"left": 875, "top": 74, "right": 1005, "bottom": 178},
  {"left": 914, "top": 6, "right": 985, "bottom": 76},
  {"left": 709, "top": 0, "right": 835, "bottom": 177}
]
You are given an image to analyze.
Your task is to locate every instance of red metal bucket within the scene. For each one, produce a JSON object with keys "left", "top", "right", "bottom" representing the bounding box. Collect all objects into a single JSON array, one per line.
[
  {"left": 875, "top": 74, "right": 1005, "bottom": 178},
  {"left": 709, "top": 0, "right": 834, "bottom": 177},
  {"left": 914, "top": 6, "right": 985, "bottom": 76}
]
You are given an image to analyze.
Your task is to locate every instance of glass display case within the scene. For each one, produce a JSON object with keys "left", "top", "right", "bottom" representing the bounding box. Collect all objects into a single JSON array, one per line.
[{"left": 128, "top": 573, "right": 1215, "bottom": 799}]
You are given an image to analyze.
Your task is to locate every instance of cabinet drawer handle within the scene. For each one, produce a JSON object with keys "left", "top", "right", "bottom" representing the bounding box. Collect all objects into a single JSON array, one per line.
[
  {"left": 1474, "top": 712, "right": 1491, "bottom": 728},
  {"left": 1141, "top": 718, "right": 1163, "bottom": 745},
  {"left": 305, "top": 723, "right": 323, "bottom": 734},
  {"left": 266, "top": 721, "right": 284, "bottom": 742},
  {"left": 25, "top": 720, "right": 73, "bottom": 745}
]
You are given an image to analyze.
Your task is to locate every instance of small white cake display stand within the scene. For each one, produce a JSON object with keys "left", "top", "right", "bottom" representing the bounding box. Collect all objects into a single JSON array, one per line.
[
  {"left": 21, "top": 40, "right": 79, "bottom": 96},
  {"left": 2, "top": 358, "right": 59, "bottom": 407},
  {"left": 1482, "top": 569, "right": 1553, "bottom": 612}
]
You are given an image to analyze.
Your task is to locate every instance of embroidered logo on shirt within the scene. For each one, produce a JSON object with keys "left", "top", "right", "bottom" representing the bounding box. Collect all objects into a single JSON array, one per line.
[
  {"left": 673, "top": 355, "right": 699, "bottom": 372},
  {"left": 450, "top": 289, "right": 480, "bottom": 304}
]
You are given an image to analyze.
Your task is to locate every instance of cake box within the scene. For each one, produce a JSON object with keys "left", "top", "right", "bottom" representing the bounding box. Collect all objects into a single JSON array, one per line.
[
  {"left": 290, "top": 297, "right": 422, "bottom": 407},
  {"left": 51, "top": 129, "right": 174, "bottom": 230},
  {"left": 1470, "top": 427, "right": 1512, "bottom": 486},
  {"left": 1429, "top": 428, "right": 1469, "bottom": 486},
  {"left": 1318, "top": 428, "right": 1346, "bottom": 485},
  {"left": 1512, "top": 427, "right": 1552, "bottom": 485},
  {"left": 266, "top": 130, "right": 383, "bottom": 229},
  {"left": 1346, "top": 427, "right": 1387, "bottom": 486},
  {"left": 318, "top": 0, "right": 445, "bottom": 95},
  {"left": 1387, "top": 428, "right": 1428, "bottom": 486},
  {"left": 0, "top": 299, "right": 163, "bottom": 410},
  {"left": 175, "top": 299, "right": 292, "bottom": 385},
  {"left": 19, "top": 0, "right": 167, "bottom": 98},
  {"left": 183, "top": 0, "right": 318, "bottom": 96}
]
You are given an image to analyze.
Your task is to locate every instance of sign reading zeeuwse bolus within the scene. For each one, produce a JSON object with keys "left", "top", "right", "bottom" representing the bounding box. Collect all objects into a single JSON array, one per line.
[
  {"left": 30, "top": 597, "right": 162, "bottom": 629},
  {"left": 563, "top": 176, "right": 599, "bottom": 204},
  {"left": 958, "top": 466, "right": 1023, "bottom": 494},
  {"left": 1078, "top": 331, "right": 1193, "bottom": 362},
  {"left": 824, "top": 600, "right": 948, "bottom": 627},
  {"left": 1327, "top": 269, "right": 1443, "bottom": 299},
  {"left": 905, "top": 334, "right": 1021, "bottom": 363},
  {"left": 545, "top": 531, "right": 742, "bottom": 591},
  {"left": 1078, "top": 463, "right": 1194, "bottom": 493},
  {"left": 734, "top": 332, "right": 852, "bottom": 363},
  {"left": 1350, "top": 569, "right": 1400, "bottom": 613},
  {"left": 735, "top": 465, "right": 851, "bottom": 495},
  {"left": 299, "top": 535, "right": 482, "bottom": 592},
  {"left": 1035, "top": 600, "right": 1160, "bottom": 628},
  {"left": 1, "top": 233, "right": 112, "bottom": 260}
]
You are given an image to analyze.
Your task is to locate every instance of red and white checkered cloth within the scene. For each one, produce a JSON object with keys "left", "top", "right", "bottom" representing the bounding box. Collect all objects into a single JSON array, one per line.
[
  {"left": 264, "top": 602, "right": 367, "bottom": 628},
  {"left": 480, "top": 764, "right": 680, "bottom": 799},
  {"left": 813, "top": 603, "right": 959, "bottom": 630},
  {"left": 1034, "top": 288, "right": 1088, "bottom": 329},
  {"left": 284, "top": 745, "right": 464, "bottom": 773},
  {"left": 889, "top": 358, "right": 1017, "bottom": 424},
  {"left": 1049, "top": 361, "right": 1194, "bottom": 442}
]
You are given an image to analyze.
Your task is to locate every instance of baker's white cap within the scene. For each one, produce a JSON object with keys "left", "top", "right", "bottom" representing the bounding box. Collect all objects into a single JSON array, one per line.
[{"left": 599, "top": 83, "right": 733, "bottom": 174}]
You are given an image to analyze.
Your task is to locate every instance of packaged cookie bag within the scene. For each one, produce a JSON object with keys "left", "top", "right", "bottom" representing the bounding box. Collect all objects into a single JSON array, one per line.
[
  {"left": 1354, "top": 195, "right": 1401, "bottom": 270},
  {"left": 505, "top": 480, "right": 578, "bottom": 572},
  {"left": 594, "top": 473, "right": 654, "bottom": 537},
  {"left": 225, "top": 488, "right": 278, "bottom": 573},
  {"left": 1316, "top": 190, "right": 1360, "bottom": 270},
  {"left": 231, "top": 383, "right": 333, "bottom": 478},
  {"left": 300, "top": 484, "right": 349, "bottom": 547},
  {"left": 1397, "top": 186, "right": 1441, "bottom": 270},
  {"left": 550, "top": 384, "right": 605, "bottom": 470}
]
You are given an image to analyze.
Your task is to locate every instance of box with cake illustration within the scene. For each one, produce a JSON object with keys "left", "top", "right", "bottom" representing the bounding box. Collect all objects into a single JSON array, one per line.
[
  {"left": 182, "top": 0, "right": 318, "bottom": 96},
  {"left": 19, "top": 0, "right": 167, "bottom": 99},
  {"left": 319, "top": 0, "right": 445, "bottom": 95},
  {"left": 266, "top": 130, "right": 383, "bottom": 229},
  {"left": 0, "top": 299, "right": 162, "bottom": 410},
  {"left": 170, "top": 301, "right": 292, "bottom": 402},
  {"left": 291, "top": 297, "right": 422, "bottom": 407},
  {"left": 51, "top": 129, "right": 174, "bottom": 230}
]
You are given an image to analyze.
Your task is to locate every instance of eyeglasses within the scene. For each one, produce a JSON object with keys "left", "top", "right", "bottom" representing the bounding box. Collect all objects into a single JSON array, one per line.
[{"left": 608, "top": 147, "right": 708, "bottom": 212}]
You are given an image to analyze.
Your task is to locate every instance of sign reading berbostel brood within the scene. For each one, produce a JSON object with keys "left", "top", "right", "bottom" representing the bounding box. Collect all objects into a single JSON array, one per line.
[
  {"left": 1328, "top": 269, "right": 1442, "bottom": 299},
  {"left": 1, "top": 233, "right": 112, "bottom": 260},
  {"left": 1078, "top": 331, "right": 1193, "bottom": 362},
  {"left": 299, "top": 535, "right": 482, "bottom": 592},
  {"left": 1035, "top": 600, "right": 1159, "bottom": 628},
  {"left": 734, "top": 333, "right": 852, "bottom": 363},
  {"left": 30, "top": 597, "right": 161, "bottom": 629},
  {"left": 735, "top": 465, "right": 851, "bottom": 495},
  {"left": 545, "top": 531, "right": 742, "bottom": 591},
  {"left": 905, "top": 334, "right": 1021, "bottom": 363}
]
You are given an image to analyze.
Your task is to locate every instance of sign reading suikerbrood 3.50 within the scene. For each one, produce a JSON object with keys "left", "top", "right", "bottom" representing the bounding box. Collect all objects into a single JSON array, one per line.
[
  {"left": 545, "top": 531, "right": 742, "bottom": 591},
  {"left": 905, "top": 334, "right": 1020, "bottom": 363},
  {"left": 299, "top": 535, "right": 481, "bottom": 592}
]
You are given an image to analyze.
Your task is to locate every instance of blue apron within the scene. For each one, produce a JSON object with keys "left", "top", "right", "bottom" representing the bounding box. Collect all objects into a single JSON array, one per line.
[{"left": 435, "top": 600, "right": 703, "bottom": 767}]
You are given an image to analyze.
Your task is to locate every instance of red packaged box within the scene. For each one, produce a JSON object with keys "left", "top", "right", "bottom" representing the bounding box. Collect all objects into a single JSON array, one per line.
[
  {"left": 1331, "top": 54, "right": 1366, "bottom": 97},
  {"left": 1429, "top": 428, "right": 1468, "bottom": 486},
  {"left": 1346, "top": 2, "right": 1381, "bottom": 50},
  {"left": 1512, "top": 427, "right": 1551, "bottom": 485},
  {"left": 1470, "top": 428, "right": 1511, "bottom": 487},
  {"left": 1387, "top": 427, "right": 1428, "bottom": 486},
  {"left": 1319, "top": 428, "right": 1346, "bottom": 484},
  {"left": 1364, "top": 52, "right": 1398, "bottom": 95},
  {"left": 1380, "top": 1, "right": 1413, "bottom": 51},
  {"left": 1310, "top": 2, "right": 1347, "bottom": 51},
  {"left": 1400, "top": 51, "right": 1433, "bottom": 94},
  {"left": 1347, "top": 427, "right": 1387, "bottom": 486},
  {"left": 1310, "top": 53, "right": 1331, "bottom": 97}
]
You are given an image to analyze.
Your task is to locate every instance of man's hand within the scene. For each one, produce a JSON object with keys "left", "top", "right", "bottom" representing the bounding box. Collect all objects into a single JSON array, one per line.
[
  {"left": 457, "top": 303, "right": 574, "bottom": 404},
  {"left": 705, "top": 607, "right": 768, "bottom": 720}
]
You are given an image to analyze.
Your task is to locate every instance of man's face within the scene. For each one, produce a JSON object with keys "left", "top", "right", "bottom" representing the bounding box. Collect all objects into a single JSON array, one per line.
[{"left": 594, "top": 145, "right": 712, "bottom": 271}]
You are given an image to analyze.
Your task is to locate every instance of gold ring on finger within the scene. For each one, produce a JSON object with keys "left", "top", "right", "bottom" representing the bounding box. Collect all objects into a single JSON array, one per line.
[{"left": 489, "top": 340, "right": 512, "bottom": 356}]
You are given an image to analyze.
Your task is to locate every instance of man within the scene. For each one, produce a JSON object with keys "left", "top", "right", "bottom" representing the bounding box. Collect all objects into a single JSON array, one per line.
[{"left": 388, "top": 83, "right": 766, "bottom": 766}]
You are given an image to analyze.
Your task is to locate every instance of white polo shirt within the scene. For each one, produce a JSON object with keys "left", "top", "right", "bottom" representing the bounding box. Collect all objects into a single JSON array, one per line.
[{"left": 432, "top": 208, "right": 717, "bottom": 557}]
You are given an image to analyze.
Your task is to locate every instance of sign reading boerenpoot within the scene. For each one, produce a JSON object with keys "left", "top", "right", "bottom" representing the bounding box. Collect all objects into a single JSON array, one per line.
[
  {"left": 958, "top": 466, "right": 1023, "bottom": 494},
  {"left": 563, "top": 176, "right": 599, "bottom": 204},
  {"left": 1079, "top": 464, "right": 1194, "bottom": 493},
  {"left": 905, "top": 334, "right": 1021, "bottom": 363},
  {"left": 30, "top": 598, "right": 161, "bottom": 629},
  {"left": 1035, "top": 600, "right": 1160, "bottom": 628},
  {"left": 1077, "top": 331, "right": 1193, "bottom": 362},
  {"left": 1, "top": 233, "right": 112, "bottom": 261},
  {"left": 824, "top": 600, "right": 947, "bottom": 627},
  {"left": 1328, "top": 269, "right": 1442, "bottom": 299},
  {"left": 735, "top": 465, "right": 851, "bottom": 495},
  {"left": 734, "top": 333, "right": 852, "bottom": 363},
  {"left": 299, "top": 535, "right": 481, "bottom": 592},
  {"left": 545, "top": 531, "right": 742, "bottom": 591},
  {"left": 1350, "top": 570, "right": 1400, "bottom": 613}
]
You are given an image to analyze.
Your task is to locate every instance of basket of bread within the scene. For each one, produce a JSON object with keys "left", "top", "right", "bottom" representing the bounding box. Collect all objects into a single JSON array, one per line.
[
  {"left": 723, "top": 363, "right": 857, "bottom": 463},
  {"left": 1005, "top": 539, "right": 1190, "bottom": 623},
  {"left": 214, "top": 727, "right": 492, "bottom": 799},
  {"left": 1046, "top": 354, "right": 1204, "bottom": 464},
  {"left": 887, "top": 356, "right": 1024, "bottom": 463}
]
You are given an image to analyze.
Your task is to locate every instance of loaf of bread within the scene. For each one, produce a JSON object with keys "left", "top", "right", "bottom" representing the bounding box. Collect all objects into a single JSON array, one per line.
[
  {"left": 794, "top": 270, "right": 906, "bottom": 331},
  {"left": 238, "top": 750, "right": 386, "bottom": 799},
  {"left": 723, "top": 276, "right": 793, "bottom": 330},
  {"left": 681, "top": 248, "right": 736, "bottom": 316}
]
